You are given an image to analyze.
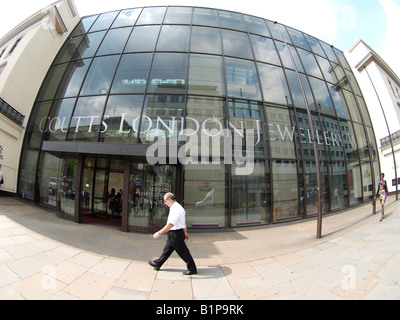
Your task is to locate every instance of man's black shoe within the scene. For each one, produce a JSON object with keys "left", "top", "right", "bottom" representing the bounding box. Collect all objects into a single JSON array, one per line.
[
  {"left": 183, "top": 270, "right": 197, "bottom": 275},
  {"left": 148, "top": 260, "right": 160, "bottom": 271}
]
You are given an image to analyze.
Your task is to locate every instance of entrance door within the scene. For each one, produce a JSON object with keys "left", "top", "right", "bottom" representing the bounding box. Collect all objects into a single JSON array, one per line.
[{"left": 128, "top": 164, "right": 177, "bottom": 232}]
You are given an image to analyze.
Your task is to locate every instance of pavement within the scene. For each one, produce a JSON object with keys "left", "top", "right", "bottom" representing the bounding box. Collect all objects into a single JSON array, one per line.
[{"left": 0, "top": 195, "right": 399, "bottom": 300}]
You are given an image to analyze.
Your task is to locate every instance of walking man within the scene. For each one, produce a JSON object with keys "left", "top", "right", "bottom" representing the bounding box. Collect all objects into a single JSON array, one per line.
[{"left": 149, "top": 192, "right": 197, "bottom": 275}]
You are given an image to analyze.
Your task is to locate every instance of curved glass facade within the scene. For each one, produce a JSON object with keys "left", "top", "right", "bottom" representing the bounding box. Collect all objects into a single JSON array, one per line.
[{"left": 18, "top": 6, "right": 379, "bottom": 232}]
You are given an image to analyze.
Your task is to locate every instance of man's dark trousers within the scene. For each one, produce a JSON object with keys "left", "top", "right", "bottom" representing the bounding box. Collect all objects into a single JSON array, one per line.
[{"left": 154, "top": 229, "right": 197, "bottom": 272}]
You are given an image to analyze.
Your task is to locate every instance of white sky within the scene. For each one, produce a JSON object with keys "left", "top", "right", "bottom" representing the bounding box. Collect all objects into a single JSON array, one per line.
[{"left": 1, "top": 0, "right": 400, "bottom": 77}]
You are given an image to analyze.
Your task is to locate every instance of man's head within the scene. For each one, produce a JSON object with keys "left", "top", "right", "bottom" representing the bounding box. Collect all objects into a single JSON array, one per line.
[{"left": 164, "top": 192, "right": 176, "bottom": 208}]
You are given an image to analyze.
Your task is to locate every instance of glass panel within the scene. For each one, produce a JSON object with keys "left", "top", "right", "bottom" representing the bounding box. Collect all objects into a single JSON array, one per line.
[
  {"left": 222, "top": 30, "right": 253, "bottom": 59},
  {"left": 225, "top": 57, "right": 261, "bottom": 100},
  {"left": 93, "top": 168, "right": 108, "bottom": 218},
  {"left": 343, "top": 90, "right": 362, "bottom": 123},
  {"left": 67, "top": 96, "right": 107, "bottom": 141},
  {"left": 244, "top": 15, "right": 270, "bottom": 36},
  {"left": 90, "top": 11, "right": 118, "bottom": 31},
  {"left": 304, "top": 34, "right": 326, "bottom": 57},
  {"left": 250, "top": 35, "right": 281, "bottom": 65},
  {"left": 96, "top": 27, "right": 132, "bottom": 55},
  {"left": 229, "top": 99, "right": 266, "bottom": 158},
  {"left": 147, "top": 53, "right": 187, "bottom": 94},
  {"left": 190, "top": 26, "right": 222, "bottom": 55},
  {"left": 348, "top": 161, "right": 362, "bottom": 205},
  {"left": 56, "top": 59, "right": 91, "bottom": 98},
  {"left": 69, "top": 16, "right": 97, "bottom": 37},
  {"left": 353, "top": 123, "right": 369, "bottom": 161},
  {"left": 258, "top": 63, "right": 292, "bottom": 106},
  {"left": 58, "top": 158, "right": 78, "bottom": 219},
  {"left": 128, "top": 164, "right": 176, "bottom": 232},
  {"left": 164, "top": 7, "right": 192, "bottom": 24},
  {"left": 156, "top": 25, "right": 190, "bottom": 52},
  {"left": 192, "top": 8, "right": 220, "bottom": 27},
  {"left": 111, "top": 53, "right": 152, "bottom": 94},
  {"left": 231, "top": 160, "right": 271, "bottom": 226},
  {"left": 366, "top": 126, "right": 379, "bottom": 162},
  {"left": 298, "top": 48, "right": 323, "bottom": 79},
  {"left": 26, "top": 101, "right": 52, "bottom": 148},
  {"left": 125, "top": 26, "right": 160, "bottom": 52},
  {"left": 265, "top": 107, "right": 297, "bottom": 159},
  {"left": 47, "top": 98, "right": 76, "bottom": 142},
  {"left": 361, "top": 161, "right": 373, "bottom": 201},
  {"left": 356, "top": 96, "right": 372, "bottom": 126},
  {"left": 74, "top": 31, "right": 106, "bottom": 59},
  {"left": 330, "top": 87, "right": 350, "bottom": 119},
  {"left": 100, "top": 95, "right": 144, "bottom": 143},
  {"left": 340, "top": 120, "right": 358, "bottom": 161},
  {"left": 329, "top": 161, "right": 348, "bottom": 210},
  {"left": 308, "top": 77, "right": 335, "bottom": 116},
  {"left": 136, "top": 7, "right": 166, "bottom": 25},
  {"left": 53, "top": 36, "right": 84, "bottom": 65},
  {"left": 80, "top": 162, "right": 94, "bottom": 216},
  {"left": 140, "top": 95, "right": 185, "bottom": 144},
  {"left": 37, "top": 64, "right": 68, "bottom": 102},
  {"left": 266, "top": 20, "right": 283, "bottom": 41},
  {"left": 287, "top": 27, "right": 310, "bottom": 50},
  {"left": 303, "top": 160, "right": 318, "bottom": 216},
  {"left": 272, "top": 160, "right": 299, "bottom": 222},
  {"left": 285, "top": 69, "right": 307, "bottom": 109},
  {"left": 184, "top": 162, "right": 228, "bottom": 228},
  {"left": 320, "top": 41, "right": 337, "bottom": 63},
  {"left": 188, "top": 54, "right": 225, "bottom": 96},
  {"left": 112, "top": 8, "right": 141, "bottom": 28},
  {"left": 344, "top": 70, "right": 362, "bottom": 96},
  {"left": 80, "top": 55, "right": 119, "bottom": 96},
  {"left": 300, "top": 74, "right": 316, "bottom": 110},
  {"left": 219, "top": 10, "right": 245, "bottom": 31},
  {"left": 18, "top": 149, "right": 39, "bottom": 200},
  {"left": 315, "top": 56, "right": 335, "bottom": 83},
  {"left": 321, "top": 116, "right": 345, "bottom": 161},
  {"left": 296, "top": 111, "right": 326, "bottom": 160}
]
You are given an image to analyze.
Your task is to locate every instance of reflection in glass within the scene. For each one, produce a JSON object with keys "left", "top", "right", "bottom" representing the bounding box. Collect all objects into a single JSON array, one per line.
[
  {"left": 244, "top": 15, "right": 270, "bottom": 36},
  {"left": 136, "top": 7, "right": 166, "bottom": 25},
  {"left": 156, "top": 25, "right": 190, "bottom": 52},
  {"left": 190, "top": 27, "right": 222, "bottom": 55},
  {"left": 250, "top": 35, "right": 280, "bottom": 65},
  {"left": 232, "top": 160, "right": 271, "bottom": 226},
  {"left": 74, "top": 31, "right": 106, "bottom": 59},
  {"left": 100, "top": 95, "right": 144, "bottom": 143},
  {"left": 222, "top": 30, "right": 253, "bottom": 59},
  {"left": 258, "top": 63, "right": 292, "bottom": 106},
  {"left": 298, "top": 48, "right": 323, "bottom": 79},
  {"left": 112, "top": 8, "right": 141, "bottom": 28},
  {"left": 225, "top": 57, "right": 261, "bottom": 100},
  {"left": 287, "top": 27, "right": 310, "bottom": 50},
  {"left": 219, "top": 10, "right": 245, "bottom": 31},
  {"left": 348, "top": 161, "right": 362, "bottom": 205},
  {"left": 96, "top": 27, "right": 131, "bottom": 55},
  {"left": 147, "top": 53, "right": 187, "bottom": 94},
  {"left": 329, "top": 161, "right": 348, "bottom": 210},
  {"left": 188, "top": 54, "right": 225, "bottom": 96},
  {"left": 53, "top": 35, "right": 84, "bottom": 64},
  {"left": 125, "top": 26, "right": 160, "bottom": 52},
  {"left": 37, "top": 64, "right": 68, "bottom": 102},
  {"left": 111, "top": 53, "right": 152, "bottom": 94},
  {"left": 48, "top": 98, "right": 76, "bottom": 142},
  {"left": 308, "top": 77, "right": 335, "bottom": 116},
  {"left": 285, "top": 69, "right": 307, "bottom": 109},
  {"left": 164, "top": 7, "right": 192, "bottom": 24},
  {"left": 90, "top": 11, "right": 118, "bottom": 32},
  {"left": 305, "top": 34, "right": 326, "bottom": 57},
  {"left": 80, "top": 55, "right": 119, "bottom": 95},
  {"left": 272, "top": 160, "right": 299, "bottom": 222},
  {"left": 192, "top": 8, "right": 219, "bottom": 27},
  {"left": 57, "top": 59, "right": 91, "bottom": 98}
]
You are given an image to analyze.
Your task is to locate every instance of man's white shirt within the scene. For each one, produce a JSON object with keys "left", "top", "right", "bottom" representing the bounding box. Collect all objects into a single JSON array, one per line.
[{"left": 167, "top": 202, "right": 186, "bottom": 230}]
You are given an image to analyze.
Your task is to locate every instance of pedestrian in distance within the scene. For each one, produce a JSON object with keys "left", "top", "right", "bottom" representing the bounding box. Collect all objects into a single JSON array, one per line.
[
  {"left": 374, "top": 173, "right": 388, "bottom": 222},
  {"left": 149, "top": 192, "right": 197, "bottom": 275}
]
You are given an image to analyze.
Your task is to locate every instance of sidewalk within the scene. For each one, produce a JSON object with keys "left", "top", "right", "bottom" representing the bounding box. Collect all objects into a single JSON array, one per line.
[{"left": 0, "top": 195, "right": 399, "bottom": 300}]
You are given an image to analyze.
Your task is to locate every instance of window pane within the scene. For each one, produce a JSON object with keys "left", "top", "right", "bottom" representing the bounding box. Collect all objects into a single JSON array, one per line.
[
  {"left": 287, "top": 27, "right": 310, "bottom": 50},
  {"left": 225, "top": 57, "right": 261, "bottom": 100},
  {"left": 340, "top": 120, "right": 358, "bottom": 161},
  {"left": 305, "top": 34, "right": 326, "bottom": 57},
  {"left": 48, "top": 98, "right": 76, "bottom": 141},
  {"left": 330, "top": 87, "right": 350, "bottom": 119},
  {"left": 222, "top": 30, "right": 253, "bottom": 59},
  {"left": 244, "top": 15, "right": 270, "bottom": 36},
  {"left": 26, "top": 101, "right": 52, "bottom": 148},
  {"left": 348, "top": 161, "right": 362, "bottom": 205},
  {"left": 74, "top": 31, "right": 106, "bottom": 59},
  {"left": 329, "top": 161, "right": 348, "bottom": 210},
  {"left": 265, "top": 107, "right": 297, "bottom": 159},
  {"left": 343, "top": 90, "right": 362, "bottom": 123},
  {"left": 37, "top": 64, "right": 68, "bottom": 101},
  {"left": 125, "top": 26, "right": 160, "bottom": 52},
  {"left": 67, "top": 96, "right": 107, "bottom": 141},
  {"left": 164, "top": 7, "right": 192, "bottom": 24},
  {"left": 315, "top": 56, "right": 335, "bottom": 83},
  {"left": 321, "top": 116, "right": 345, "bottom": 161},
  {"left": 53, "top": 35, "right": 84, "bottom": 64},
  {"left": 136, "top": 7, "right": 166, "bottom": 25},
  {"left": 250, "top": 35, "right": 280, "bottom": 65},
  {"left": 69, "top": 16, "right": 97, "bottom": 37},
  {"left": 219, "top": 10, "right": 245, "bottom": 31},
  {"left": 96, "top": 27, "right": 131, "bottom": 55},
  {"left": 90, "top": 11, "right": 118, "bottom": 31},
  {"left": 232, "top": 160, "right": 271, "bottom": 226},
  {"left": 57, "top": 59, "right": 91, "bottom": 98},
  {"left": 285, "top": 69, "right": 307, "bottom": 109},
  {"left": 112, "top": 8, "right": 141, "bottom": 28},
  {"left": 111, "top": 53, "right": 152, "bottom": 94},
  {"left": 188, "top": 54, "right": 225, "bottom": 96},
  {"left": 353, "top": 123, "right": 369, "bottom": 161},
  {"left": 186, "top": 96, "right": 225, "bottom": 133},
  {"left": 356, "top": 96, "right": 372, "bottom": 126},
  {"left": 156, "top": 25, "right": 190, "bottom": 52},
  {"left": 147, "top": 53, "right": 187, "bottom": 94},
  {"left": 258, "top": 63, "right": 292, "bottom": 106},
  {"left": 298, "top": 48, "right": 323, "bottom": 79},
  {"left": 192, "top": 8, "right": 219, "bottom": 27},
  {"left": 296, "top": 111, "right": 326, "bottom": 160},
  {"left": 100, "top": 95, "right": 144, "bottom": 143},
  {"left": 320, "top": 41, "right": 337, "bottom": 63},
  {"left": 140, "top": 95, "right": 185, "bottom": 144},
  {"left": 80, "top": 55, "right": 119, "bottom": 95},
  {"left": 190, "top": 26, "right": 222, "bottom": 54},
  {"left": 272, "top": 160, "right": 299, "bottom": 222},
  {"left": 308, "top": 77, "right": 335, "bottom": 116}
]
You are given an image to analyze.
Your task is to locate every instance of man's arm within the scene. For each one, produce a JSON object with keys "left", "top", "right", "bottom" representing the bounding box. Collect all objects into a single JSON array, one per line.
[{"left": 153, "top": 223, "right": 174, "bottom": 239}]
